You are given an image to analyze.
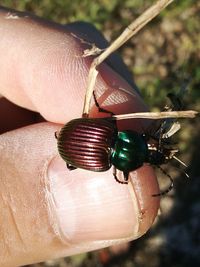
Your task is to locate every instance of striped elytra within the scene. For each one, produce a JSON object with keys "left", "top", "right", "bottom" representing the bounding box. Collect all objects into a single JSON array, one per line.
[{"left": 57, "top": 118, "right": 118, "bottom": 171}]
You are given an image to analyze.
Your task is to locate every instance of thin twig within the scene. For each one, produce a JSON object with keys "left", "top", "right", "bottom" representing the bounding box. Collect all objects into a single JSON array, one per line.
[
  {"left": 82, "top": 0, "right": 175, "bottom": 116},
  {"left": 111, "top": 110, "right": 198, "bottom": 120}
]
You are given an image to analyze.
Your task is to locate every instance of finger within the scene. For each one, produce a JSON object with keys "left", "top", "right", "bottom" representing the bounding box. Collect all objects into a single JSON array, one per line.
[
  {"left": 0, "top": 7, "right": 145, "bottom": 124},
  {"left": 0, "top": 123, "right": 159, "bottom": 266},
  {"left": 66, "top": 21, "right": 140, "bottom": 92}
]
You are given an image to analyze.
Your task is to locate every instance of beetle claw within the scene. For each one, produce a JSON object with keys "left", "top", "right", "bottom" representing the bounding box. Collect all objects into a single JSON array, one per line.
[
  {"left": 55, "top": 131, "right": 59, "bottom": 139},
  {"left": 66, "top": 163, "right": 77, "bottom": 171}
]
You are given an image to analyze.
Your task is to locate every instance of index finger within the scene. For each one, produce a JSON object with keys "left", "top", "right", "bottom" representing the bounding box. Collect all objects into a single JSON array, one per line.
[{"left": 0, "top": 6, "right": 145, "bottom": 126}]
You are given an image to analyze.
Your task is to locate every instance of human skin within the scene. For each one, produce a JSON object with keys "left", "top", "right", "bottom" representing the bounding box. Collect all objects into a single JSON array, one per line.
[{"left": 0, "top": 6, "right": 159, "bottom": 267}]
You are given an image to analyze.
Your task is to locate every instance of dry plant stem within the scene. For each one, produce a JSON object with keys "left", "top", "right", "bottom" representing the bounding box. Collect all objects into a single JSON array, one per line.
[
  {"left": 111, "top": 110, "right": 198, "bottom": 120},
  {"left": 82, "top": 0, "right": 175, "bottom": 116}
]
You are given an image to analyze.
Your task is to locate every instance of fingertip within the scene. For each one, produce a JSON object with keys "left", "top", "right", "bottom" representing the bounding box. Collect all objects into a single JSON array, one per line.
[{"left": 129, "top": 166, "right": 160, "bottom": 236}]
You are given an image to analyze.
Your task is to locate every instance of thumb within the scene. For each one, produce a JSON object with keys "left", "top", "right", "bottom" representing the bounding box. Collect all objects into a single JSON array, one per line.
[
  {"left": 0, "top": 7, "right": 159, "bottom": 266},
  {"left": 0, "top": 123, "right": 159, "bottom": 266}
]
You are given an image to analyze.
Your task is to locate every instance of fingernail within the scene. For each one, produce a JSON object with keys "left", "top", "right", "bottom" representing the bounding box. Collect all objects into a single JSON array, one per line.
[{"left": 46, "top": 156, "right": 141, "bottom": 244}]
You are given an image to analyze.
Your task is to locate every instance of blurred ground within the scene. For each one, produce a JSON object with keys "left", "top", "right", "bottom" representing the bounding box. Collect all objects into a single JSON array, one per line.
[{"left": 1, "top": 0, "right": 200, "bottom": 266}]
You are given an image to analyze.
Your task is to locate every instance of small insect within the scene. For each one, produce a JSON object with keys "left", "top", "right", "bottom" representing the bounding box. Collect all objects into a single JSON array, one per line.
[
  {"left": 56, "top": 3, "right": 198, "bottom": 196},
  {"left": 56, "top": 90, "right": 196, "bottom": 197}
]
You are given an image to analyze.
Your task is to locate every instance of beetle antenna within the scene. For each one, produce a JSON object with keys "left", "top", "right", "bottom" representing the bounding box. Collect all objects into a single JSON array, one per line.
[
  {"left": 173, "top": 155, "right": 187, "bottom": 168},
  {"left": 152, "top": 166, "right": 174, "bottom": 197},
  {"left": 172, "top": 165, "right": 189, "bottom": 179},
  {"left": 172, "top": 155, "right": 189, "bottom": 178}
]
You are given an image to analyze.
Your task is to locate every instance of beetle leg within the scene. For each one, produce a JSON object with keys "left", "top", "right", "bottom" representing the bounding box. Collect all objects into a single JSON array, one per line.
[
  {"left": 93, "top": 91, "right": 114, "bottom": 116},
  {"left": 123, "top": 171, "right": 129, "bottom": 182},
  {"left": 55, "top": 131, "right": 59, "bottom": 139},
  {"left": 113, "top": 167, "right": 128, "bottom": 184},
  {"left": 66, "top": 163, "right": 77, "bottom": 171},
  {"left": 152, "top": 166, "right": 174, "bottom": 197}
]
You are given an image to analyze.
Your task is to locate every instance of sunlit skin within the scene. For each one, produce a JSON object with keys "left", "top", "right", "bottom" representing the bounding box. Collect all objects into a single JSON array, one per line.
[{"left": 0, "top": 6, "right": 159, "bottom": 267}]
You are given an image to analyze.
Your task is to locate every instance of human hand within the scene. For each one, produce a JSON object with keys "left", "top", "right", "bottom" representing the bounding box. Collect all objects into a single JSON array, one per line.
[{"left": 0, "top": 6, "right": 159, "bottom": 267}]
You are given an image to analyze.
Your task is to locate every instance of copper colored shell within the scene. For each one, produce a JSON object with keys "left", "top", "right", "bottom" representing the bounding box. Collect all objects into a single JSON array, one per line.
[{"left": 57, "top": 118, "right": 117, "bottom": 171}]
